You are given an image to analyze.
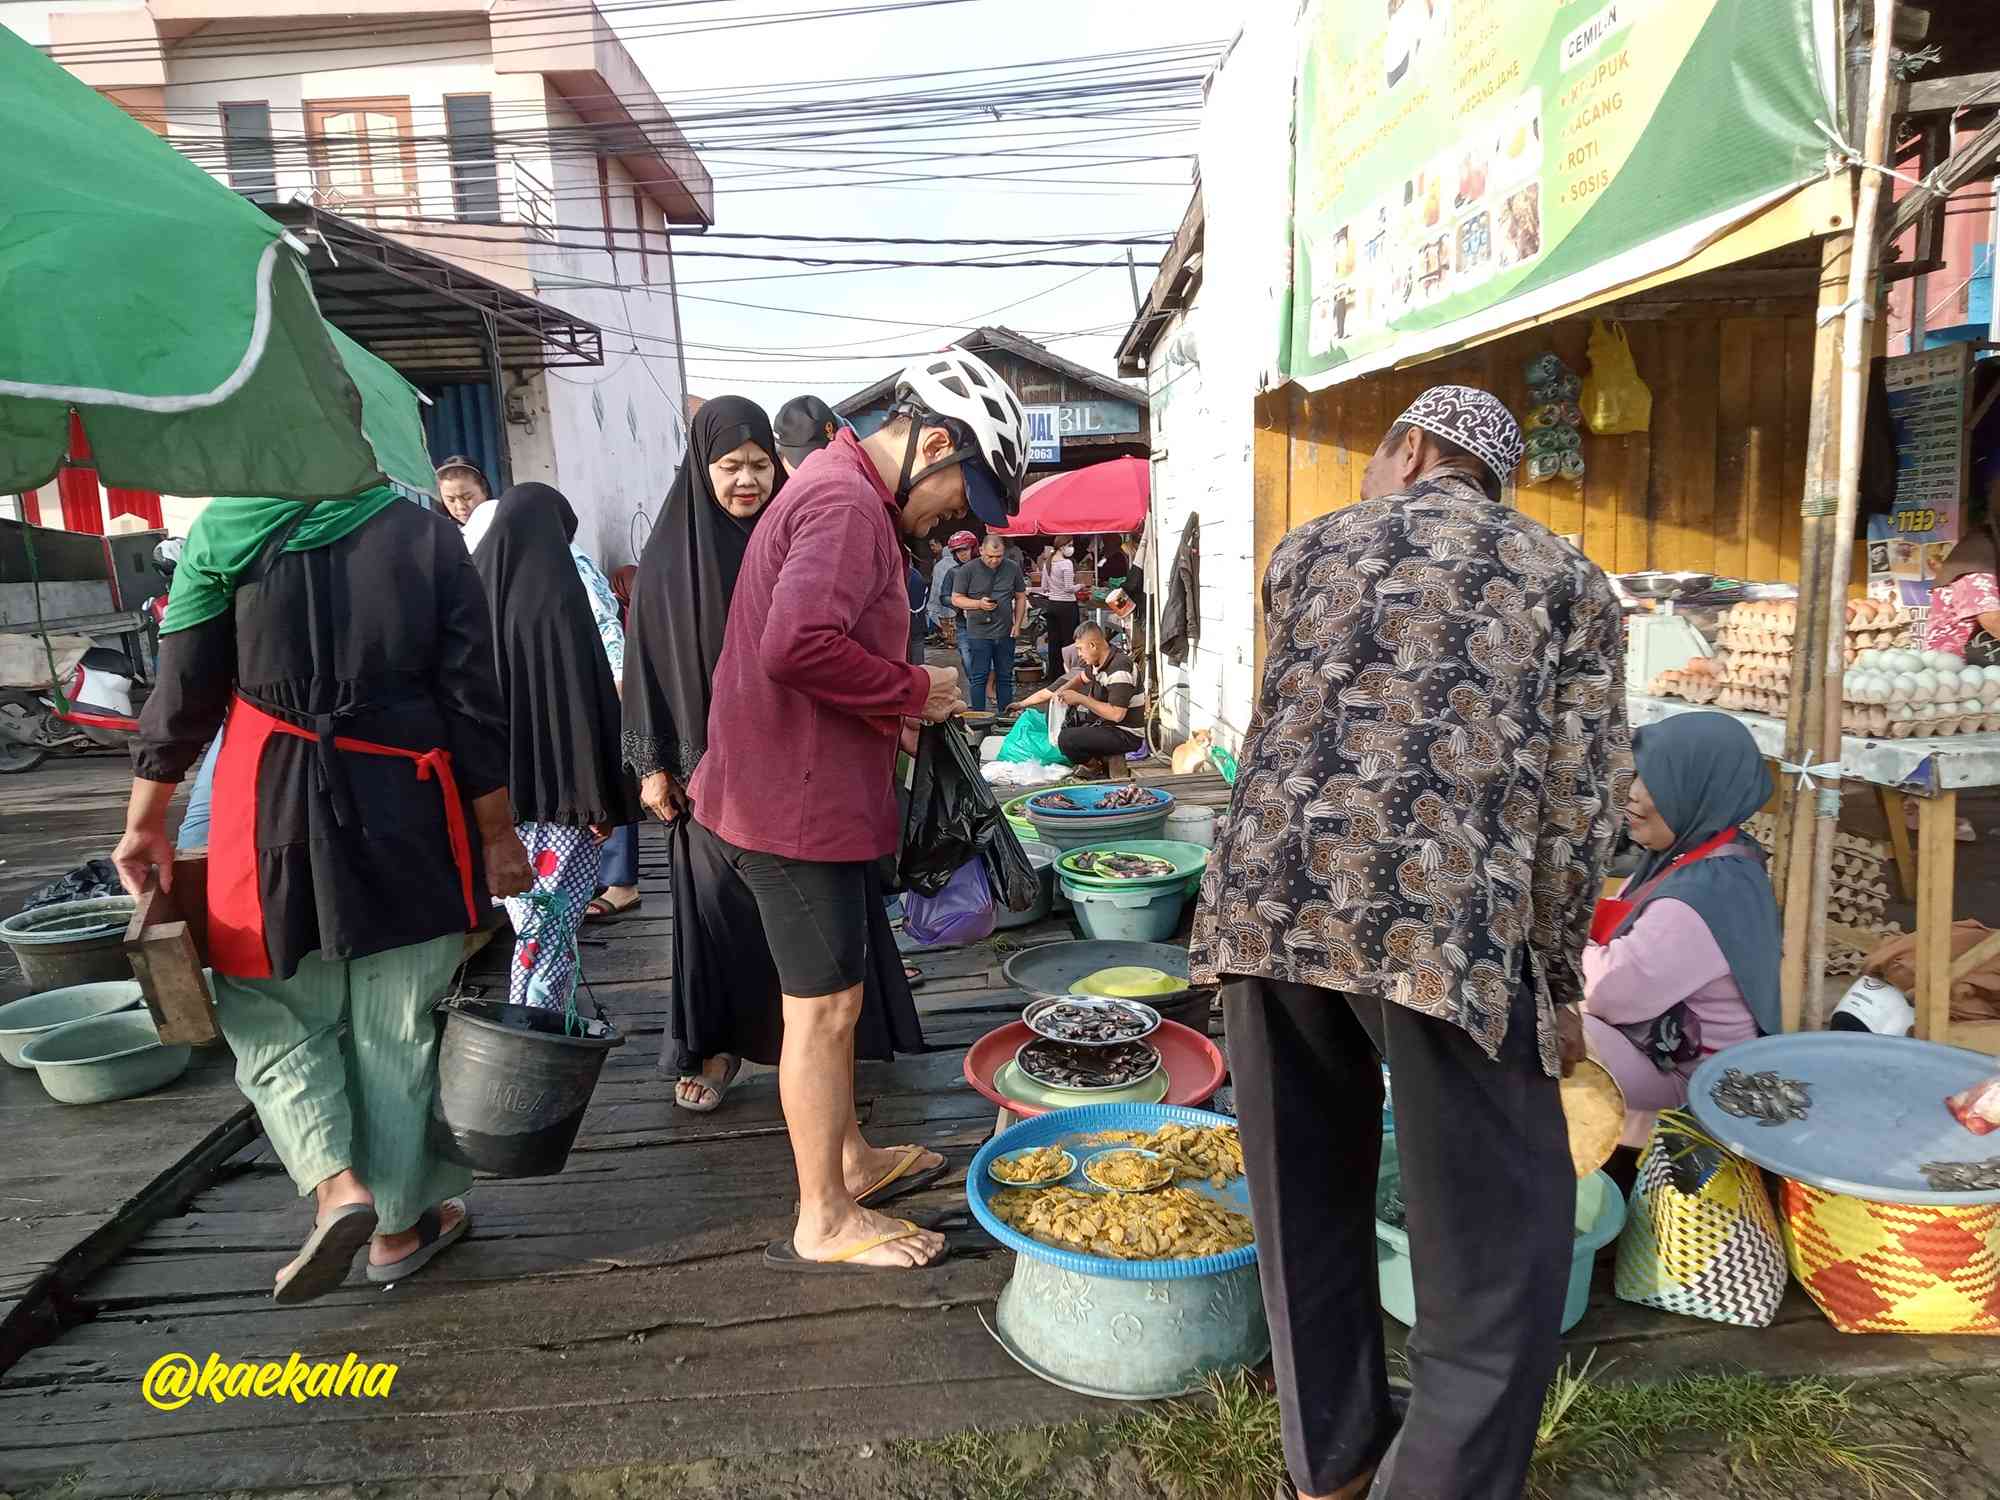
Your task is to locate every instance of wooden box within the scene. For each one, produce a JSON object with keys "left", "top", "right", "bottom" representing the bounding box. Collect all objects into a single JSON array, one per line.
[{"left": 122, "top": 857, "right": 218, "bottom": 1046}]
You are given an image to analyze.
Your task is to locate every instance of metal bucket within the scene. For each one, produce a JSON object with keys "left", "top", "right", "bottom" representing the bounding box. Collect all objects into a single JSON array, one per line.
[
  {"left": 431, "top": 999, "right": 623, "bottom": 1178},
  {"left": 992, "top": 1255, "right": 1270, "bottom": 1399},
  {"left": 0, "top": 897, "right": 137, "bottom": 991}
]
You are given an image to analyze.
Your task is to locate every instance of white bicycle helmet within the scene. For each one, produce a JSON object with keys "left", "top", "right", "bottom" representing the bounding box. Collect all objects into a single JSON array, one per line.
[{"left": 888, "top": 346, "right": 1030, "bottom": 525}]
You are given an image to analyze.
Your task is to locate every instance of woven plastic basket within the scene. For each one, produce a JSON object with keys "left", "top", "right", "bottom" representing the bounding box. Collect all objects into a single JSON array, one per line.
[
  {"left": 1781, "top": 1178, "right": 2000, "bottom": 1335},
  {"left": 1613, "top": 1112, "right": 1787, "bottom": 1328}
]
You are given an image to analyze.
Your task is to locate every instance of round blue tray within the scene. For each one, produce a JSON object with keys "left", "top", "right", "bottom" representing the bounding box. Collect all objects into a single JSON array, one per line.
[
  {"left": 1686, "top": 1033, "right": 2000, "bottom": 1205},
  {"left": 1022, "top": 785, "right": 1176, "bottom": 820},
  {"left": 968, "top": 1101, "right": 1256, "bottom": 1280}
]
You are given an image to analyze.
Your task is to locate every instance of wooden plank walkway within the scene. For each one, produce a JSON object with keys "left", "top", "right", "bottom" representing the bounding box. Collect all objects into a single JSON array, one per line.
[
  {"left": 4, "top": 759, "right": 1995, "bottom": 1497},
  {"left": 0, "top": 760, "right": 252, "bottom": 1368}
]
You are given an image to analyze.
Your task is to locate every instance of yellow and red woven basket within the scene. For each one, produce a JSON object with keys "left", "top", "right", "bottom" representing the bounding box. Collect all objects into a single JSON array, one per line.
[{"left": 1781, "top": 1179, "right": 2000, "bottom": 1335}]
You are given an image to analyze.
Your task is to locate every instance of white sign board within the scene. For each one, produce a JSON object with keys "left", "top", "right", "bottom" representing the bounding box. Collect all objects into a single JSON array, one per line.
[{"left": 1024, "top": 405, "right": 1061, "bottom": 464}]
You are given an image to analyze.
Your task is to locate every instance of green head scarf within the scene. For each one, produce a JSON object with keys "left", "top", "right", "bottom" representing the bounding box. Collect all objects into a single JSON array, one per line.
[{"left": 159, "top": 484, "right": 401, "bottom": 634}]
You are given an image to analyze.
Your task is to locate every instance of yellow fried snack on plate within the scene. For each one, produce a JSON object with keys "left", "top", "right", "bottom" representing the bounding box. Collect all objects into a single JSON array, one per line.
[{"left": 1561, "top": 1058, "right": 1626, "bottom": 1178}]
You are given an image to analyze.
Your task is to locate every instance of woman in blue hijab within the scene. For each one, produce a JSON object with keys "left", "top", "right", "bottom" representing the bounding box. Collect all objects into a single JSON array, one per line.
[{"left": 1580, "top": 711, "right": 1781, "bottom": 1145}]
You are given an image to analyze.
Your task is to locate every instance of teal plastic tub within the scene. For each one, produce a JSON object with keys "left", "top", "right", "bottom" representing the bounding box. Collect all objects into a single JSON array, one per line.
[
  {"left": 1374, "top": 1135, "right": 1625, "bottom": 1334},
  {"left": 1060, "top": 875, "right": 1199, "bottom": 943}
]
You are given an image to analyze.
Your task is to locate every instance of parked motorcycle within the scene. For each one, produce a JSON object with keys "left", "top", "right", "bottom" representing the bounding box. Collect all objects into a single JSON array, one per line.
[{"left": 0, "top": 538, "right": 172, "bottom": 773}]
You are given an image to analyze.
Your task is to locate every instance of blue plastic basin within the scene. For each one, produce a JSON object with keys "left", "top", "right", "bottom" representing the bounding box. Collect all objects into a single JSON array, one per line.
[{"left": 1374, "top": 1135, "right": 1625, "bottom": 1334}]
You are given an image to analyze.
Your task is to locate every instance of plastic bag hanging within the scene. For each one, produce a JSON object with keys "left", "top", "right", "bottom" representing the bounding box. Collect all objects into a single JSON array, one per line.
[
  {"left": 1581, "top": 318, "right": 1652, "bottom": 434},
  {"left": 900, "top": 722, "right": 1039, "bottom": 911},
  {"left": 902, "top": 858, "right": 997, "bottom": 947}
]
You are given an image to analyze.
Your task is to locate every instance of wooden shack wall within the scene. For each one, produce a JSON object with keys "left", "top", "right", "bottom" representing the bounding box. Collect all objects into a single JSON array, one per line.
[{"left": 1252, "top": 311, "right": 1820, "bottom": 664}]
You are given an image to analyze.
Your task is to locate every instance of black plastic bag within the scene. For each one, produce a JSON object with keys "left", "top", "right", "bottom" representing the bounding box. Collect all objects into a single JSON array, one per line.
[
  {"left": 900, "top": 724, "right": 1038, "bottom": 912},
  {"left": 24, "top": 858, "right": 121, "bottom": 912}
]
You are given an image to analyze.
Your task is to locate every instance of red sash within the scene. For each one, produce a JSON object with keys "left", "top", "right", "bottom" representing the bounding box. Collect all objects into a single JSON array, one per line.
[
  {"left": 207, "top": 695, "right": 478, "bottom": 978},
  {"left": 1588, "top": 826, "right": 1740, "bottom": 947}
]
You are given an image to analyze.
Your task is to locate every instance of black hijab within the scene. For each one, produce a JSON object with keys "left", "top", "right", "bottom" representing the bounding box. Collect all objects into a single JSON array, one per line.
[
  {"left": 472, "top": 482, "right": 637, "bottom": 827},
  {"left": 622, "top": 396, "right": 785, "bottom": 780}
]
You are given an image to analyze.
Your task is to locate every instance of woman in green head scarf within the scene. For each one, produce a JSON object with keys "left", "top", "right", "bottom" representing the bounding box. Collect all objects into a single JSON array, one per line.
[{"left": 114, "top": 486, "right": 534, "bottom": 1304}]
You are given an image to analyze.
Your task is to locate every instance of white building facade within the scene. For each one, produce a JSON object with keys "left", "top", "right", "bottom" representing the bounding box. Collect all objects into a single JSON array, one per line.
[{"left": 4, "top": 0, "right": 706, "bottom": 567}]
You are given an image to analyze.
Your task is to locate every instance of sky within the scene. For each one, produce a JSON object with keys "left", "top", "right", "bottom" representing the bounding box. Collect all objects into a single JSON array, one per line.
[{"left": 614, "top": 0, "right": 1224, "bottom": 408}]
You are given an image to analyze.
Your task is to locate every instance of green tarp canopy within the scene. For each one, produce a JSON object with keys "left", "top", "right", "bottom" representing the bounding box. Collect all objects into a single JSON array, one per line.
[{"left": 0, "top": 25, "right": 399, "bottom": 500}]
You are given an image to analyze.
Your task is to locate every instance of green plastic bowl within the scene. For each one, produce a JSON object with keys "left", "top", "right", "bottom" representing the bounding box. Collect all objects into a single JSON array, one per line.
[
  {"left": 1056, "top": 840, "right": 1212, "bottom": 891},
  {"left": 17, "top": 1010, "right": 192, "bottom": 1105},
  {"left": 0, "top": 980, "right": 144, "bottom": 1068}
]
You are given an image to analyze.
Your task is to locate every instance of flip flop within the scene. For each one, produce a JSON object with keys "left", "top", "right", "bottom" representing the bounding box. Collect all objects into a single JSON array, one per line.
[
  {"left": 366, "top": 1199, "right": 471, "bottom": 1285},
  {"left": 903, "top": 963, "right": 926, "bottom": 989},
  {"left": 585, "top": 892, "right": 643, "bottom": 923},
  {"left": 675, "top": 1055, "right": 743, "bottom": 1114},
  {"left": 763, "top": 1218, "right": 947, "bottom": 1274},
  {"left": 856, "top": 1146, "right": 950, "bottom": 1210},
  {"left": 272, "top": 1202, "right": 378, "bottom": 1305}
]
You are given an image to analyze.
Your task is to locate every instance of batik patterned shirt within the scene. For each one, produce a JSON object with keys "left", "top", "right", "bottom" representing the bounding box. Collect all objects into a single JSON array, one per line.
[{"left": 1189, "top": 472, "right": 1632, "bottom": 1076}]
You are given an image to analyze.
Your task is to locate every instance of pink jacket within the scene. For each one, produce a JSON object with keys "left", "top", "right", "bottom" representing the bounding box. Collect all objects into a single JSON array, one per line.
[{"left": 691, "top": 430, "right": 929, "bottom": 862}]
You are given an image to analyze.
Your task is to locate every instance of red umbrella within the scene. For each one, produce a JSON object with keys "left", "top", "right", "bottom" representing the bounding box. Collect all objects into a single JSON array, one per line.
[{"left": 992, "top": 456, "right": 1148, "bottom": 537}]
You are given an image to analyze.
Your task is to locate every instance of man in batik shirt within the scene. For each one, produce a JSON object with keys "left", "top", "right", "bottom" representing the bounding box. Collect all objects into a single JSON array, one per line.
[{"left": 1190, "top": 385, "right": 1630, "bottom": 1500}]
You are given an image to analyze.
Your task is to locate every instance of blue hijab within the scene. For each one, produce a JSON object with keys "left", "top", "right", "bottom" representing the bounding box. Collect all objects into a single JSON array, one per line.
[{"left": 1613, "top": 712, "right": 1783, "bottom": 1037}]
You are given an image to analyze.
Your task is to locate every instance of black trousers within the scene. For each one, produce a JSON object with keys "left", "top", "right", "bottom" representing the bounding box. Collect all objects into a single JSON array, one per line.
[
  {"left": 1058, "top": 718, "right": 1143, "bottom": 763},
  {"left": 1042, "top": 599, "right": 1081, "bottom": 680},
  {"left": 1222, "top": 976, "right": 1574, "bottom": 1500}
]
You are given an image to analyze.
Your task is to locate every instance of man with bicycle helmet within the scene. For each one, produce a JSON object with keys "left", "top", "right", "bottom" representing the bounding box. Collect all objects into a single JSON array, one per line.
[{"left": 690, "top": 348, "right": 1028, "bottom": 1272}]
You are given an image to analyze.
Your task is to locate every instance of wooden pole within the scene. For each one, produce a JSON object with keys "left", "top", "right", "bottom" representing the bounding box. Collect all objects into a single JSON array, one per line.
[
  {"left": 1779, "top": 233, "right": 1852, "bottom": 1033},
  {"left": 1798, "top": 0, "right": 1898, "bottom": 1032}
]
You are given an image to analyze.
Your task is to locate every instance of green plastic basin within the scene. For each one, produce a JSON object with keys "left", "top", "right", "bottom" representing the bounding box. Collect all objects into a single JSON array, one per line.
[
  {"left": 18, "top": 1010, "right": 192, "bottom": 1105},
  {"left": 0, "top": 980, "right": 144, "bottom": 1068}
]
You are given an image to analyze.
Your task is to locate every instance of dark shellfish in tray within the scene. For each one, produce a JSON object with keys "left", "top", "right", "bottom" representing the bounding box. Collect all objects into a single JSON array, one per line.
[
  {"left": 1015, "top": 1038, "right": 1161, "bottom": 1092},
  {"left": 1023, "top": 996, "right": 1159, "bottom": 1045},
  {"left": 1710, "top": 1068, "right": 1812, "bottom": 1127},
  {"left": 1919, "top": 1158, "right": 2000, "bottom": 1193},
  {"left": 1066, "top": 850, "right": 1177, "bottom": 880}
]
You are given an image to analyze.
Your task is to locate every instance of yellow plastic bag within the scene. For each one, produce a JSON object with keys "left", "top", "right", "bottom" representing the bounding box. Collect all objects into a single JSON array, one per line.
[{"left": 1581, "top": 318, "right": 1652, "bottom": 434}]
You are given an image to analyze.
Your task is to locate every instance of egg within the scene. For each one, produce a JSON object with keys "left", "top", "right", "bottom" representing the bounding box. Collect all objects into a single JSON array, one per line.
[
  {"left": 1890, "top": 674, "right": 1917, "bottom": 702},
  {"left": 1862, "top": 674, "right": 1888, "bottom": 704},
  {"left": 1895, "top": 702, "right": 1916, "bottom": 721},
  {"left": 1961, "top": 667, "right": 1986, "bottom": 694},
  {"left": 1927, "top": 650, "right": 1965, "bottom": 672},
  {"left": 1912, "top": 670, "right": 1940, "bottom": 701},
  {"left": 1856, "top": 649, "right": 1884, "bottom": 671}
]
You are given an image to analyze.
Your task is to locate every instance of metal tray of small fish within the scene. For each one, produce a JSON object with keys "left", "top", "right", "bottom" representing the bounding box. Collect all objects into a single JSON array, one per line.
[
  {"left": 1015, "top": 1037, "right": 1162, "bottom": 1092},
  {"left": 1687, "top": 1034, "right": 2000, "bottom": 1204},
  {"left": 1022, "top": 995, "right": 1161, "bottom": 1047}
]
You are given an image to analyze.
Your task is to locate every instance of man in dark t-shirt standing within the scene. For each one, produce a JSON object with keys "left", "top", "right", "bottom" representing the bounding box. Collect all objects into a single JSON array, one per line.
[{"left": 950, "top": 532, "right": 1028, "bottom": 710}]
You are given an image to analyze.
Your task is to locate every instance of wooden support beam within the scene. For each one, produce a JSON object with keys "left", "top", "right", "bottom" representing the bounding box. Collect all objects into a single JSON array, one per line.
[{"left": 1914, "top": 791, "right": 1957, "bottom": 1042}]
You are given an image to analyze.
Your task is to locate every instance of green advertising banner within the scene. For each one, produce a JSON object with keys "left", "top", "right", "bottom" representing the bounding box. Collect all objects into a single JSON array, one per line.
[{"left": 1284, "top": 0, "right": 1834, "bottom": 389}]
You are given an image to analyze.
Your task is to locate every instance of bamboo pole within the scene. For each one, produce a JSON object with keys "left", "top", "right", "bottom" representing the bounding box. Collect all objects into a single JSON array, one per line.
[
  {"left": 1778, "top": 234, "right": 1852, "bottom": 1033},
  {"left": 1799, "top": 0, "right": 1898, "bottom": 1031}
]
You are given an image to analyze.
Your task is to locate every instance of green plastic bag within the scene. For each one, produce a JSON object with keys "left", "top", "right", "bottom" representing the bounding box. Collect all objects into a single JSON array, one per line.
[{"left": 997, "top": 709, "right": 1064, "bottom": 764}]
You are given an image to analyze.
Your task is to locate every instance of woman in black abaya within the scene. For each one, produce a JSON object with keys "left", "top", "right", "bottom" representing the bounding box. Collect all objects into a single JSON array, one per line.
[
  {"left": 623, "top": 397, "right": 927, "bottom": 1118},
  {"left": 472, "top": 483, "right": 638, "bottom": 1011}
]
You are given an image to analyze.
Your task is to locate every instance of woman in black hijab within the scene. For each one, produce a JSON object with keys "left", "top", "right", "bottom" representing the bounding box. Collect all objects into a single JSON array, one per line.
[
  {"left": 624, "top": 398, "right": 928, "bottom": 1129},
  {"left": 473, "top": 482, "right": 638, "bottom": 1010}
]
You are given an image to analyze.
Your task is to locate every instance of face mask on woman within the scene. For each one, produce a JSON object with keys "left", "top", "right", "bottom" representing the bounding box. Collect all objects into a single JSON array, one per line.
[{"left": 1062, "top": 546, "right": 1074, "bottom": 557}]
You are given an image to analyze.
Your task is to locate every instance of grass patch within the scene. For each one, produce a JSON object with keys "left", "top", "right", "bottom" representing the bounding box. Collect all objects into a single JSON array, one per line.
[
  {"left": 891, "top": 1363, "right": 1932, "bottom": 1500},
  {"left": 888, "top": 1420, "right": 1093, "bottom": 1500},
  {"left": 1528, "top": 1355, "right": 1932, "bottom": 1499},
  {"left": 1113, "top": 1371, "right": 1287, "bottom": 1500}
]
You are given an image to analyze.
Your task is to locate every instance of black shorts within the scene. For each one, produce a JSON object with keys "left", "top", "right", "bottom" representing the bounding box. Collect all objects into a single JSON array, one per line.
[{"left": 716, "top": 838, "right": 874, "bottom": 997}]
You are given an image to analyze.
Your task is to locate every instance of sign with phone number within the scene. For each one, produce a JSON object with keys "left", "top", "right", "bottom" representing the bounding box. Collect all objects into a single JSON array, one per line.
[{"left": 1883, "top": 343, "right": 1970, "bottom": 545}]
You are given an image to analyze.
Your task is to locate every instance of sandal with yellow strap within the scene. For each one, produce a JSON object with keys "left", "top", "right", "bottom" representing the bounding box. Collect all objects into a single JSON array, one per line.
[
  {"left": 763, "top": 1219, "right": 947, "bottom": 1274},
  {"left": 855, "top": 1145, "right": 949, "bottom": 1210}
]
